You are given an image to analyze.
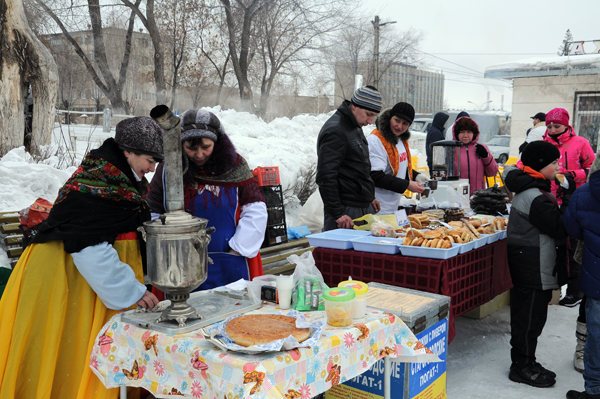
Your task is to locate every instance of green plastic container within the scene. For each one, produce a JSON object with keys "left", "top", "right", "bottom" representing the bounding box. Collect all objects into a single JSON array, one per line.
[{"left": 323, "top": 287, "right": 355, "bottom": 327}]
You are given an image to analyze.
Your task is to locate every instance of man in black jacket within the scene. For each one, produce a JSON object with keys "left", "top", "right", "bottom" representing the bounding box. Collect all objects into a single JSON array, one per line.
[
  {"left": 316, "top": 86, "right": 382, "bottom": 231},
  {"left": 425, "top": 112, "right": 450, "bottom": 172}
]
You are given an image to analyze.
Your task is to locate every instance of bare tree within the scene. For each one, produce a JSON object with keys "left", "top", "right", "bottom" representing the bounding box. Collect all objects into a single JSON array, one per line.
[
  {"left": 252, "top": 0, "right": 350, "bottom": 118},
  {"left": 326, "top": 18, "right": 423, "bottom": 105},
  {"left": 219, "top": 0, "right": 266, "bottom": 112},
  {"left": 154, "top": 0, "right": 204, "bottom": 109},
  {"left": 0, "top": 0, "right": 58, "bottom": 155},
  {"left": 33, "top": 0, "right": 141, "bottom": 114},
  {"left": 120, "top": 0, "right": 168, "bottom": 104},
  {"left": 197, "top": 3, "right": 233, "bottom": 106},
  {"left": 48, "top": 38, "right": 87, "bottom": 115}
]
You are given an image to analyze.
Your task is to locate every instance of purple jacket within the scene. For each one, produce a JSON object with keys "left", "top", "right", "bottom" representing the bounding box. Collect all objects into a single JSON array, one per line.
[{"left": 452, "top": 117, "right": 499, "bottom": 193}]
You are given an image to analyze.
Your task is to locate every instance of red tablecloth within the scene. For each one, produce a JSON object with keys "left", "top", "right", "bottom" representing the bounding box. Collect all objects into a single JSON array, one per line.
[{"left": 313, "top": 239, "right": 512, "bottom": 343}]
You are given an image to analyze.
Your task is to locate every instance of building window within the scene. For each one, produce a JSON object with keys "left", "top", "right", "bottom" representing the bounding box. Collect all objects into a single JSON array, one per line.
[
  {"left": 81, "top": 90, "right": 86, "bottom": 99},
  {"left": 135, "top": 91, "right": 143, "bottom": 100},
  {"left": 574, "top": 92, "right": 600, "bottom": 151},
  {"left": 50, "top": 38, "right": 61, "bottom": 46}
]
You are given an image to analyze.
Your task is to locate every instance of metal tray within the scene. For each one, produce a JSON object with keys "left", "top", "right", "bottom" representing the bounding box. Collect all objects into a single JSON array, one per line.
[{"left": 121, "top": 289, "right": 262, "bottom": 335}]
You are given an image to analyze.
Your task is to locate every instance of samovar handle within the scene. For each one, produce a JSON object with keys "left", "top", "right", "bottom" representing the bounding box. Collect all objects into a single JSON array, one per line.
[
  {"left": 137, "top": 226, "right": 147, "bottom": 242},
  {"left": 194, "top": 227, "right": 215, "bottom": 264}
]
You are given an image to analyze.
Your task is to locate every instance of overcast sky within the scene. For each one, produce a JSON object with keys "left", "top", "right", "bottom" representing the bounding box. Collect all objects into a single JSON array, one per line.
[{"left": 362, "top": 0, "right": 599, "bottom": 112}]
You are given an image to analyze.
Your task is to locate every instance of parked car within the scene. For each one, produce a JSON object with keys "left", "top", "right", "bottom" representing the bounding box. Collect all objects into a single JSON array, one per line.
[
  {"left": 484, "top": 135, "right": 511, "bottom": 164},
  {"left": 409, "top": 118, "right": 433, "bottom": 135}
]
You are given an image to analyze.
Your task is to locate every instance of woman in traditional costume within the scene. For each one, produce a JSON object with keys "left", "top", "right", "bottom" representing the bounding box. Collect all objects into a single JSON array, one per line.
[
  {"left": 147, "top": 109, "right": 267, "bottom": 293},
  {"left": 0, "top": 116, "right": 163, "bottom": 399}
]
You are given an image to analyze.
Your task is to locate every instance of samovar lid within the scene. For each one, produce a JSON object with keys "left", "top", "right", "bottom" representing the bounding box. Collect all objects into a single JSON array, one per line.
[{"left": 142, "top": 210, "right": 208, "bottom": 234}]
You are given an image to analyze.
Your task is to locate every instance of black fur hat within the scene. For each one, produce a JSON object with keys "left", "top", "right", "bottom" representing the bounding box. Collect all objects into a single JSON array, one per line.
[{"left": 115, "top": 116, "right": 164, "bottom": 161}]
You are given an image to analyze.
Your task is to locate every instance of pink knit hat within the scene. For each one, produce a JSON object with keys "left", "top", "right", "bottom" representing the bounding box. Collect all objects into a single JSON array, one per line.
[{"left": 545, "top": 108, "right": 570, "bottom": 126}]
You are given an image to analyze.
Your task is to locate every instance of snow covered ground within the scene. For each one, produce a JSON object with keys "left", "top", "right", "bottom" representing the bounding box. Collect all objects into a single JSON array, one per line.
[{"left": 448, "top": 303, "right": 583, "bottom": 398}]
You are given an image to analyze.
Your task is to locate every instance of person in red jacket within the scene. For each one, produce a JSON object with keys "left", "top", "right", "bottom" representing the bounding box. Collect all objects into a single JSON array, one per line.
[
  {"left": 541, "top": 107, "right": 596, "bottom": 373},
  {"left": 451, "top": 116, "right": 499, "bottom": 194}
]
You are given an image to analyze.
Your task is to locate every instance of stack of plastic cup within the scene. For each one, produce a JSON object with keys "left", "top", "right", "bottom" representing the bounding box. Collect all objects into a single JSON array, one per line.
[{"left": 276, "top": 275, "right": 294, "bottom": 309}]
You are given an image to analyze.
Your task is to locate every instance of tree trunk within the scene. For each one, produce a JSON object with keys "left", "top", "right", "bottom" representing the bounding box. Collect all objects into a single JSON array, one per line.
[{"left": 0, "top": 0, "right": 58, "bottom": 155}]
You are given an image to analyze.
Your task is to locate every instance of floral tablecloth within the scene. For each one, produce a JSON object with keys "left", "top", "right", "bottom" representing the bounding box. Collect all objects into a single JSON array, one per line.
[{"left": 90, "top": 305, "right": 438, "bottom": 399}]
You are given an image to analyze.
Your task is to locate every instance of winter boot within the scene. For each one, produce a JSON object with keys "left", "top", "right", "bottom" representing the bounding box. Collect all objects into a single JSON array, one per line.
[
  {"left": 574, "top": 321, "right": 587, "bottom": 373},
  {"left": 509, "top": 363, "right": 556, "bottom": 388},
  {"left": 566, "top": 390, "right": 600, "bottom": 399}
]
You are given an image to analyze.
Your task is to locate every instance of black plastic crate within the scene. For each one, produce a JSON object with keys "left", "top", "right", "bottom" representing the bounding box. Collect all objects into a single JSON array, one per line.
[
  {"left": 263, "top": 222, "right": 288, "bottom": 247},
  {"left": 267, "top": 205, "right": 286, "bottom": 226},
  {"left": 261, "top": 185, "right": 284, "bottom": 207}
]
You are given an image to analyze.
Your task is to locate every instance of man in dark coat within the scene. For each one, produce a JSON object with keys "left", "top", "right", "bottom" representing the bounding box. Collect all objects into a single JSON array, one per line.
[
  {"left": 316, "top": 86, "right": 382, "bottom": 231},
  {"left": 425, "top": 112, "right": 450, "bottom": 172}
]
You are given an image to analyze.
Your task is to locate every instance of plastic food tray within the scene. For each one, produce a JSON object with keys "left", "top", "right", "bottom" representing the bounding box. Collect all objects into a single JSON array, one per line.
[
  {"left": 456, "top": 239, "right": 476, "bottom": 254},
  {"left": 472, "top": 236, "right": 488, "bottom": 249},
  {"left": 328, "top": 228, "right": 372, "bottom": 236},
  {"left": 498, "top": 229, "right": 507, "bottom": 240},
  {"left": 397, "top": 243, "right": 460, "bottom": 259},
  {"left": 307, "top": 231, "right": 369, "bottom": 250},
  {"left": 351, "top": 236, "right": 402, "bottom": 255},
  {"left": 482, "top": 233, "right": 498, "bottom": 244}
]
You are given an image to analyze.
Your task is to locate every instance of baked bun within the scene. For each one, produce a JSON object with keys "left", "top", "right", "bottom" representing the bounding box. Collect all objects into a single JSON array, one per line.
[
  {"left": 556, "top": 173, "right": 565, "bottom": 184},
  {"left": 405, "top": 228, "right": 424, "bottom": 239},
  {"left": 410, "top": 219, "right": 422, "bottom": 229},
  {"left": 226, "top": 315, "right": 311, "bottom": 347},
  {"left": 469, "top": 219, "right": 482, "bottom": 228},
  {"left": 448, "top": 221, "right": 463, "bottom": 229},
  {"left": 423, "top": 230, "right": 443, "bottom": 240}
]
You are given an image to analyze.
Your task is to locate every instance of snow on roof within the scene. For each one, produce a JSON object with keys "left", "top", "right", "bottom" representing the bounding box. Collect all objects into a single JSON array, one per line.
[{"left": 484, "top": 53, "right": 600, "bottom": 79}]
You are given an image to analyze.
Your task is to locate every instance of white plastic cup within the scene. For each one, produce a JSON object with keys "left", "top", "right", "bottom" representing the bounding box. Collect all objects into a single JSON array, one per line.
[
  {"left": 276, "top": 275, "right": 294, "bottom": 309},
  {"left": 246, "top": 280, "right": 262, "bottom": 302}
]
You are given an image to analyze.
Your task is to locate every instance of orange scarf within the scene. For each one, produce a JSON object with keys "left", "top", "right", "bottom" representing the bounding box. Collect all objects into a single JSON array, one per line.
[
  {"left": 518, "top": 164, "right": 546, "bottom": 180},
  {"left": 371, "top": 129, "right": 413, "bottom": 180}
]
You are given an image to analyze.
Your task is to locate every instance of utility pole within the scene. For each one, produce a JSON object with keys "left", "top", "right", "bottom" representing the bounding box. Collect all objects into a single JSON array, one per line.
[{"left": 372, "top": 15, "right": 396, "bottom": 88}]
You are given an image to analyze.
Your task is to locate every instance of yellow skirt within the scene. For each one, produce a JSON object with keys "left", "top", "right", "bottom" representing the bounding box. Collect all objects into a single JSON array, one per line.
[{"left": 0, "top": 238, "right": 144, "bottom": 399}]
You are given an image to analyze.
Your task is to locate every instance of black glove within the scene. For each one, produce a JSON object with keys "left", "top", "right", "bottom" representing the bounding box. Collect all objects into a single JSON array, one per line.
[{"left": 475, "top": 144, "right": 489, "bottom": 159}]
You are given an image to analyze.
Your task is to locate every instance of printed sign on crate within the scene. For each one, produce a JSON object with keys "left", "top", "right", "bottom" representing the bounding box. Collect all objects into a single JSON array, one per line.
[{"left": 326, "top": 318, "right": 448, "bottom": 399}]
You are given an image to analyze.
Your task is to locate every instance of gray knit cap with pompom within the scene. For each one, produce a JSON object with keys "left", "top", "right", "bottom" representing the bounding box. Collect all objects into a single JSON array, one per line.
[
  {"left": 180, "top": 109, "right": 225, "bottom": 143},
  {"left": 115, "top": 116, "right": 164, "bottom": 161}
]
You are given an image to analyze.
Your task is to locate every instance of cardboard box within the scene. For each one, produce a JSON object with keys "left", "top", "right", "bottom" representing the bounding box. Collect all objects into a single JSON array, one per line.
[{"left": 326, "top": 283, "right": 450, "bottom": 399}]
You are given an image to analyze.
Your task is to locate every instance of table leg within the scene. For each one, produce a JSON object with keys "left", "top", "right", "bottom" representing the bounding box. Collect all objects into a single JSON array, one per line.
[
  {"left": 120, "top": 386, "right": 127, "bottom": 399},
  {"left": 384, "top": 356, "right": 391, "bottom": 399}
]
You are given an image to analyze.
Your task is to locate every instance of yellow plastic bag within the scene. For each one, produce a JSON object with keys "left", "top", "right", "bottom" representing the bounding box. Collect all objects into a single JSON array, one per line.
[{"left": 352, "top": 214, "right": 399, "bottom": 230}]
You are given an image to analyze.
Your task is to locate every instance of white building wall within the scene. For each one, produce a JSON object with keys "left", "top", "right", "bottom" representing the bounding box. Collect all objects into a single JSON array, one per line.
[{"left": 509, "top": 74, "right": 600, "bottom": 157}]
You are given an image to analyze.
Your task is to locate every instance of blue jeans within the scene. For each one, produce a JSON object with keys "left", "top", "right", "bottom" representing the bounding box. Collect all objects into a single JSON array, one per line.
[{"left": 584, "top": 296, "right": 600, "bottom": 395}]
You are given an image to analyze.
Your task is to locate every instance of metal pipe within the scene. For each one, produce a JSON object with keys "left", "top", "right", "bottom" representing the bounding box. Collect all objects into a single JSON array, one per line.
[
  {"left": 384, "top": 356, "right": 391, "bottom": 399},
  {"left": 150, "top": 105, "right": 184, "bottom": 212}
]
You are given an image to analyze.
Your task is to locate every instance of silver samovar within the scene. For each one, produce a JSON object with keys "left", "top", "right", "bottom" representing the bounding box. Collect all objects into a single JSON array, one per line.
[{"left": 138, "top": 105, "right": 214, "bottom": 327}]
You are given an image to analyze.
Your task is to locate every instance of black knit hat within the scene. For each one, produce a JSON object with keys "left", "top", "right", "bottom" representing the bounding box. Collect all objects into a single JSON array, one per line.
[
  {"left": 521, "top": 141, "right": 560, "bottom": 172},
  {"left": 180, "top": 109, "right": 225, "bottom": 142},
  {"left": 351, "top": 85, "right": 383, "bottom": 113},
  {"left": 391, "top": 102, "right": 415, "bottom": 124},
  {"left": 115, "top": 116, "right": 164, "bottom": 161}
]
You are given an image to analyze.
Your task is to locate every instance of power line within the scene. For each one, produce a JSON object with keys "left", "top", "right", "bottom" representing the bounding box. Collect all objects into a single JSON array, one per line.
[
  {"left": 430, "top": 53, "right": 555, "bottom": 56},
  {"left": 445, "top": 78, "right": 513, "bottom": 89}
]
